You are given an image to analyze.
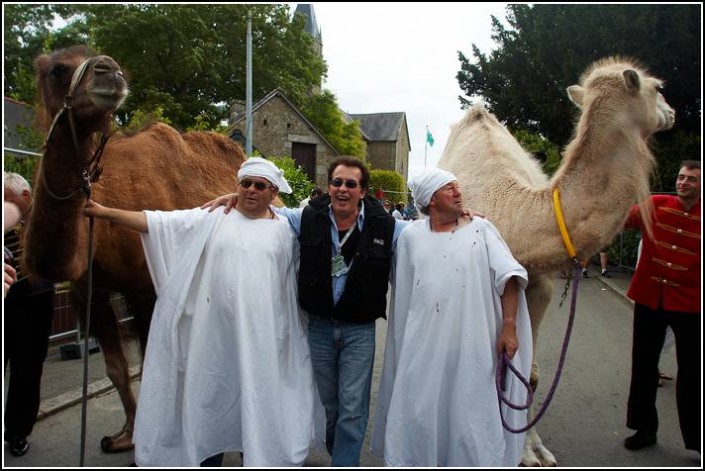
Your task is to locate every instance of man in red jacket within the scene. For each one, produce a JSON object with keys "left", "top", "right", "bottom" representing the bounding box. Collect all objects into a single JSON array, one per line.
[{"left": 623, "top": 160, "right": 701, "bottom": 453}]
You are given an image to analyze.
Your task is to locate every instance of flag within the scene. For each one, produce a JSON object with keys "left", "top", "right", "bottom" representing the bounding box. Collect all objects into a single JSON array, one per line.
[{"left": 426, "top": 128, "right": 434, "bottom": 147}]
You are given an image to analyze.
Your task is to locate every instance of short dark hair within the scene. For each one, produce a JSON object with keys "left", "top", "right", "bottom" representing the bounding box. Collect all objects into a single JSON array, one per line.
[
  {"left": 311, "top": 186, "right": 323, "bottom": 198},
  {"left": 327, "top": 156, "right": 370, "bottom": 189},
  {"left": 681, "top": 160, "right": 701, "bottom": 171}
]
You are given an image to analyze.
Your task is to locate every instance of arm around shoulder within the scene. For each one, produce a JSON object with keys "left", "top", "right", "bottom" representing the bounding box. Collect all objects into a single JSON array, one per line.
[{"left": 83, "top": 199, "right": 148, "bottom": 233}]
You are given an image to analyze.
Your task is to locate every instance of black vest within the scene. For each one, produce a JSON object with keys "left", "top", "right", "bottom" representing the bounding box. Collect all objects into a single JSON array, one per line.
[{"left": 298, "top": 194, "right": 396, "bottom": 323}]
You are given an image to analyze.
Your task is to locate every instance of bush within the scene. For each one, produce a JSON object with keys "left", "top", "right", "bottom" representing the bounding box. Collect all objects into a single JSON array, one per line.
[
  {"left": 269, "top": 156, "right": 314, "bottom": 208},
  {"left": 369, "top": 169, "right": 407, "bottom": 205}
]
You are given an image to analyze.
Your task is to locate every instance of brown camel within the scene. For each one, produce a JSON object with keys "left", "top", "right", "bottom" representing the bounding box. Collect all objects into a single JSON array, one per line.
[
  {"left": 438, "top": 57, "right": 675, "bottom": 466},
  {"left": 23, "top": 45, "right": 247, "bottom": 452}
]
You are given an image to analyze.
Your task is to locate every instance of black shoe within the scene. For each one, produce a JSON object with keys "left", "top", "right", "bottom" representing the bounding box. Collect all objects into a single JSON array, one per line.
[
  {"left": 624, "top": 431, "right": 657, "bottom": 450},
  {"left": 9, "top": 437, "right": 30, "bottom": 457},
  {"left": 601, "top": 270, "right": 611, "bottom": 278},
  {"left": 582, "top": 269, "right": 589, "bottom": 278}
]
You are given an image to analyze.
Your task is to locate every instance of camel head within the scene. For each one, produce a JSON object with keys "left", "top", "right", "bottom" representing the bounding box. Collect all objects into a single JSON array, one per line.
[
  {"left": 566, "top": 57, "right": 675, "bottom": 137},
  {"left": 35, "top": 45, "right": 128, "bottom": 136}
]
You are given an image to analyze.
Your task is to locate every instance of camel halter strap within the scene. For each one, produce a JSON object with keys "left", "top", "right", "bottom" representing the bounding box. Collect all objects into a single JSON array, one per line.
[
  {"left": 41, "top": 55, "right": 112, "bottom": 200},
  {"left": 552, "top": 188, "right": 577, "bottom": 259},
  {"left": 495, "top": 187, "right": 582, "bottom": 433}
]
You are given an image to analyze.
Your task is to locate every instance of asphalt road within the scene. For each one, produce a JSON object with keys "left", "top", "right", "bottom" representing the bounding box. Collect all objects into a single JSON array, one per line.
[{"left": 3, "top": 272, "right": 701, "bottom": 467}]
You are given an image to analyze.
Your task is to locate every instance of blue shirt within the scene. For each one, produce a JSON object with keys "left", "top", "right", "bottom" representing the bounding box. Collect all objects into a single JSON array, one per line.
[{"left": 275, "top": 202, "right": 408, "bottom": 304}]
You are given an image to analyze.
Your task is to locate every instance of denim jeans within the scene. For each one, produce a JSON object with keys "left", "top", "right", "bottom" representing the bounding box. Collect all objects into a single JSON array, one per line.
[
  {"left": 200, "top": 452, "right": 224, "bottom": 467},
  {"left": 307, "top": 316, "right": 376, "bottom": 467}
]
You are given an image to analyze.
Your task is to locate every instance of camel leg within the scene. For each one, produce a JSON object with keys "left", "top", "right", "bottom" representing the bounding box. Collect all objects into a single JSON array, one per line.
[
  {"left": 521, "top": 276, "right": 557, "bottom": 467},
  {"left": 123, "top": 291, "right": 156, "bottom": 359},
  {"left": 72, "top": 282, "right": 136, "bottom": 453}
]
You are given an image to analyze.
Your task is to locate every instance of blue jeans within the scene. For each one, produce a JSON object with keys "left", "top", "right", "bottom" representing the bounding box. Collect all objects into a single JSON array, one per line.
[{"left": 307, "top": 317, "right": 376, "bottom": 467}]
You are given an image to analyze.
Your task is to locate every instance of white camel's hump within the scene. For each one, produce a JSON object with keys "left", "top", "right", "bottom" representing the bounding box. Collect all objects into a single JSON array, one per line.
[{"left": 439, "top": 105, "right": 549, "bottom": 209}]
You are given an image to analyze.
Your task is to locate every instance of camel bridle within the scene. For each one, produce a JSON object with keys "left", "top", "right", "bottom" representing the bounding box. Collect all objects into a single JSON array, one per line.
[{"left": 41, "top": 55, "right": 116, "bottom": 201}]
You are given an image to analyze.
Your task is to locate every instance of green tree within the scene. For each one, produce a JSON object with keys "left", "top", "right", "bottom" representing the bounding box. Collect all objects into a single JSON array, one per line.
[
  {"left": 456, "top": 4, "right": 700, "bottom": 191},
  {"left": 300, "top": 90, "right": 366, "bottom": 158},
  {"left": 5, "top": 4, "right": 364, "bottom": 155}
]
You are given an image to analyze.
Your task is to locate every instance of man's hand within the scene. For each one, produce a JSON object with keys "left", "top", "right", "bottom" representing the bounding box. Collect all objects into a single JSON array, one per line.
[
  {"left": 461, "top": 208, "right": 486, "bottom": 220},
  {"left": 83, "top": 199, "right": 108, "bottom": 219},
  {"left": 4, "top": 263, "right": 17, "bottom": 298},
  {"left": 201, "top": 193, "right": 238, "bottom": 213}
]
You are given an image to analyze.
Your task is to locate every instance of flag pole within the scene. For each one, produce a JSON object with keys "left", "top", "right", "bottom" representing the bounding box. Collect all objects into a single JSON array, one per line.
[{"left": 424, "top": 125, "right": 428, "bottom": 167}]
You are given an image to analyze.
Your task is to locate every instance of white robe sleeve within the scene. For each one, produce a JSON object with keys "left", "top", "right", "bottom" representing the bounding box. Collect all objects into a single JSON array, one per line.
[{"left": 134, "top": 208, "right": 223, "bottom": 466}]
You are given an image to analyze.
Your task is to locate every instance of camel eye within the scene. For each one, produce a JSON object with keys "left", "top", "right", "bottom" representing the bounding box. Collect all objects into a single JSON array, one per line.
[{"left": 50, "top": 64, "right": 69, "bottom": 80}]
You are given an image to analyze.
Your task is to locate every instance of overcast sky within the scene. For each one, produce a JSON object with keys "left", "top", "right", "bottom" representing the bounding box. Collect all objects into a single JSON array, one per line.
[{"left": 303, "top": 2, "right": 509, "bottom": 180}]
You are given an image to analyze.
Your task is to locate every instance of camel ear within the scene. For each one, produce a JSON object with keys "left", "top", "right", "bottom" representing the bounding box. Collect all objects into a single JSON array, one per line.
[
  {"left": 623, "top": 69, "right": 640, "bottom": 91},
  {"left": 567, "top": 85, "right": 584, "bottom": 108},
  {"left": 34, "top": 54, "right": 50, "bottom": 75}
]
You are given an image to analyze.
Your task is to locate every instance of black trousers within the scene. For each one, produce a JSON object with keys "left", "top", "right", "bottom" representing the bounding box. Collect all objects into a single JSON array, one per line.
[
  {"left": 4, "top": 286, "right": 54, "bottom": 440},
  {"left": 626, "top": 302, "right": 701, "bottom": 452}
]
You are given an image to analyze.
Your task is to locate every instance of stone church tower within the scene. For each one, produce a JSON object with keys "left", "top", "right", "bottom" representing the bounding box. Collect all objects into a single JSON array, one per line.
[{"left": 294, "top": 4, "right": 323, "bottom": 94}]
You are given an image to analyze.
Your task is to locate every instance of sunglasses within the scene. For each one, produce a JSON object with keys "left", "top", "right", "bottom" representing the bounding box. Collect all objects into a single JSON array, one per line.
[
  {"left": 240, "top": 179, "right": 273, "bottom": 191},
  {"left": 329, "top": 178, "right": 360, "bottom": 189}
]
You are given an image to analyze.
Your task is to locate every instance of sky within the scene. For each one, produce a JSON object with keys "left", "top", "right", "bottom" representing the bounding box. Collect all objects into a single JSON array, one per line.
[{"left": 304, "top": 2, "right": 509, "bottom": 180}]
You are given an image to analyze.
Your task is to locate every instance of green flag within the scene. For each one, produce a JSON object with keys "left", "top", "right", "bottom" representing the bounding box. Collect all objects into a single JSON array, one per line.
[{"left": 426, "top": 128, "right": 434, "bottom": 147}]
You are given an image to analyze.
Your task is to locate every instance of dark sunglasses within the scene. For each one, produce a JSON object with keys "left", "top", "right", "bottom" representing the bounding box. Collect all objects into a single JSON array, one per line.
[
  {"left": 329, "top": 178, "right": 360, "bottom": 189},
  {"left": 240, "top": 179, "right": 273, "bottom": 191}
]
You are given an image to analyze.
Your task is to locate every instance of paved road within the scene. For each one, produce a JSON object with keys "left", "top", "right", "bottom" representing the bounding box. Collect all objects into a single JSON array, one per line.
[{"left": 4, "top": 271, "right": 701, "bottom": 467}]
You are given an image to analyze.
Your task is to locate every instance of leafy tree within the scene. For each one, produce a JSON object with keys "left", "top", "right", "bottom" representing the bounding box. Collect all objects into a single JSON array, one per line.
[
  {"left": 4, "top": 4, "right": 366, "bottom": 157},
  {"left": 270, "top": 156, "right": 314, "bottom": 208},
  {"left": 300, "top": 90, "right": 366, "bottom": 158},
  {"left": 5, "top": 4, "right": 327, "bottom": 131},
  {"left": 457, "top": 4, "right": 701, "bottom": 192}
]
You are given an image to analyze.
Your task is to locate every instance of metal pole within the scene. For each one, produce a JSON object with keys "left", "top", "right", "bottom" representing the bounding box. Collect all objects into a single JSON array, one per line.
[
  {"left": 424, "top": 125, "right": 428, "bottom": 167},
  {"left": 245, "top": 11, "right": 253, "bottom": 156}
]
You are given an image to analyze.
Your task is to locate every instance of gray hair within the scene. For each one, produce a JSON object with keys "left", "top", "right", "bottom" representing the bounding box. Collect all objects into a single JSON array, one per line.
[{"left": 3, "top": 172, "right": 31, "bottom": 196}]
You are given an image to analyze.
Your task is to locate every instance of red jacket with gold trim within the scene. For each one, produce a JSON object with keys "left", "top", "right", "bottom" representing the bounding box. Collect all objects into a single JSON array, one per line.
[{"left": 626, "top": 195, "right": 701, "bottom": 312}]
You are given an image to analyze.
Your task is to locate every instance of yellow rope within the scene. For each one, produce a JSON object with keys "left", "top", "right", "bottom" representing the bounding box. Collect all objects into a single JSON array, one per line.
[{"left": 552, "top": 188, "right": 577, "bottom": 259}]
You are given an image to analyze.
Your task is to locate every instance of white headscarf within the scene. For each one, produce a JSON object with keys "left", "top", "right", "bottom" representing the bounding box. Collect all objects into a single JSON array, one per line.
[
  {"left": 408, "top": 167, "right": 458, "bottom": 212},
  {"left": 237, "top": 157, "right": 293, "bottom": 194}
]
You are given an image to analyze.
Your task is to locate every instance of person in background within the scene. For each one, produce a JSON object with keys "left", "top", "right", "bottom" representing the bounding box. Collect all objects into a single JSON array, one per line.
[
  {"left": 382, "top": 200, "right": 392, "bottom": 214},
  {"left": 391, "top": 203, "right": 403, "bottom": 220},
  {"left": 371, "top": 167, "right": 531, "bottom": 466},
  {"left": 582, "top": 249, "right": 610, "bottom": 278},
  {"left": 84, "top": 158, "right": 318, "bottom": 467},
  {"left": 3, "top": 172, "right": 55, "bottom": 458},
  {"left": 3, "top": 200, "right": 21, "bottom": 297},
  {"left": 623, "top": 160, "right": 700, "bottom": 453},
  {"left": 299, "top": 186, "right": 324, "bottom": 208}
]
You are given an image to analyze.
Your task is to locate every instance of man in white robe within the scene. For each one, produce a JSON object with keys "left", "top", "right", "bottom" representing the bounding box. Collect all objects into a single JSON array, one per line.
[
  {"left": 83, "top": 158, "right": 317, "bottom": 467},
  {"left": 370, "top": 167, "right": 532, "bottom": 467}
]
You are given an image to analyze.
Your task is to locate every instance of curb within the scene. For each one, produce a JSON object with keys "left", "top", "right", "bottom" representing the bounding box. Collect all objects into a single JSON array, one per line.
[{"left": 37, "top": 365, "right": 142, "bottom": 422}]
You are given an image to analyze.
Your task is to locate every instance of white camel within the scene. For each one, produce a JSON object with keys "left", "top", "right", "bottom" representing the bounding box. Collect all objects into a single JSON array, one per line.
[{"left": 438, "top": 56, "right": 675, "bottom": 466}]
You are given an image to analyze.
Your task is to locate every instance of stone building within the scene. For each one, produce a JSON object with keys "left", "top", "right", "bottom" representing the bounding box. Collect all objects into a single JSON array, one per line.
[
  {"left": 227, "top": 4, "right": 412, "bottom": 186},
  {"left": 348, "top": 112, "right": 410, "bottom": 181},
  {"left": 227, "top": 89, "right": 339, "bottom": 187}
]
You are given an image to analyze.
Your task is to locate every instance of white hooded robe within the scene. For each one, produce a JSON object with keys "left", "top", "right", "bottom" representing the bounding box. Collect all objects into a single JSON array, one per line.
[
  {"left": 133, "top": 208, "right": 316, "bottom": 467},
  {"left": 371, "top": 217, "right": 532, "bottom": 466}
]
